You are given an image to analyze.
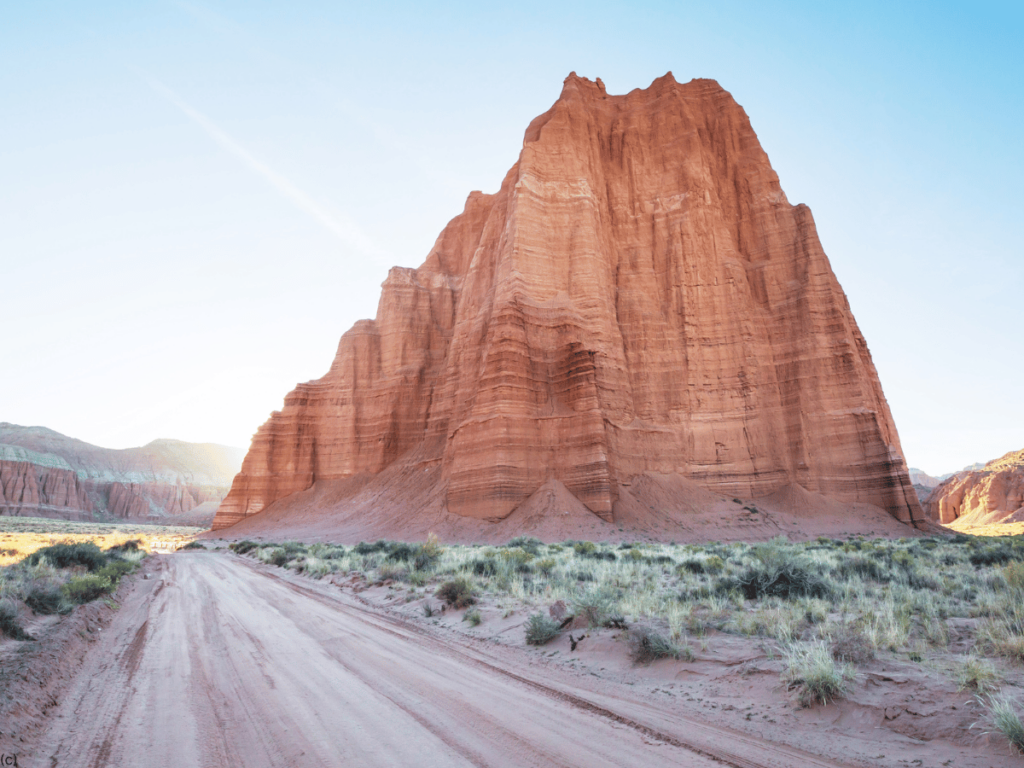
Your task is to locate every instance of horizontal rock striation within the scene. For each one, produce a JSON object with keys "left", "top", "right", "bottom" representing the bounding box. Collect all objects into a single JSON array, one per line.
[
  {"left": 215, "top": 72, "right": 923, "bottom": 531},
  {"left": 926, "top": 449, "right": 1024, "bottom": 526},
  {"left": 0, "top": 424, "right": 244, "bottom": 523}
]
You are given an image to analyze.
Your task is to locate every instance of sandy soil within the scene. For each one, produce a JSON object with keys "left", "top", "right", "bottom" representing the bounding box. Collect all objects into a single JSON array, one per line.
[
  {"left": 208, "top": 466, "right": 928, "bottom": 544},
  {"left": 7, "top": 553, "right": 896, "bottom": 768}
]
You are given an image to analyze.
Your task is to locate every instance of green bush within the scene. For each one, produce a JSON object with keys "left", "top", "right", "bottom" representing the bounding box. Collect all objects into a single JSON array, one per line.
[
  {"left": 25, "top": 583, "right": 66, "bottom": 615},
  {"left": 354, "top": 540, "right": 390, "bottom": 555},
  {"left": 178, "top": 541, "right": 205, "bottom": 551},
  {"left": 525, "top": 613, "right": 561, "bottom": 645},
  {"left": 628, "top": 626, "right": 684, "bottom": 663},
  {"left": 230, "top": 540, "right": 260, "bottom": 554},
  {"left": 504, "top": 537, "right": 543, "bottom": 556},
  {"left": 436, "top": 578, "right": 476, "bottom": 609},
  {"left": 463, "top": 609, "right": 482, "bottom": 626},
  {"left": 63, "top": 574, "right": 114, "bottom": 604},
  {"left": 109, "top": 539, "right": 143, "bottom": 553},
  {"left": 0, "top": 599, "right": 33, "bottom": 640},
  {"left": 28, "top": 542, "right": 107, "bottom": 572},
  {"left": 732, "top": 545, "right": 832, "bottom": 601}
]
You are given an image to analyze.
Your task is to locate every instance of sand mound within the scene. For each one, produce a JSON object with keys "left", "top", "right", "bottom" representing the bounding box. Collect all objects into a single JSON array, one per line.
[{"left": 206, "top": 464, "right": 922, "bottom": 544}]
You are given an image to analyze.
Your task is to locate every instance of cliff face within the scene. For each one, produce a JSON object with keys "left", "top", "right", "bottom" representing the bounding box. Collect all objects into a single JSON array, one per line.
[
  {"left": 926, "top": 449, "right": 1024, "bottom": 526},
  {"left": 0, "top": 424, "right": 245, "bottom": 523},
  {"left": 215, "top": 73, "right": 923, "bottom": 531}
]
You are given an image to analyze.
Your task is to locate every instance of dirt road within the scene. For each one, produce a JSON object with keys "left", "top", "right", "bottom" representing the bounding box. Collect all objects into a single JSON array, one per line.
[{"left": 34, "top": 554, "right": 847, "bottom": 768}]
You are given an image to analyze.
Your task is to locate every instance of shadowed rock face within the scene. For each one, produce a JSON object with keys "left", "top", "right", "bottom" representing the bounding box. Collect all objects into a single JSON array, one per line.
[
  {"left": 215, "top": 72, "right": 924, "bottom": 531},
  {"left": 925, "top": 449, "right": 1024, "bottom": 526}
]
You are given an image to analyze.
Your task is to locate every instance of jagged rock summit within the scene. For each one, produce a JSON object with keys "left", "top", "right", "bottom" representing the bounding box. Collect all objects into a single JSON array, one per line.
[{"left": 214, "top": 73, "right": 924, "bottom": 536}]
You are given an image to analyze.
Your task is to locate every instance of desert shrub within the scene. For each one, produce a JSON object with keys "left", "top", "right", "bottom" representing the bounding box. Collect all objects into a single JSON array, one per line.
[
  {"left": 535, "top": 558, "right": 556, "bottom": 576},
  {"left": 269, "top": 548, "right": 290, "bottom": 567},
  {"left": 958, "top": 656, "right": 999, "bottom": 693},
  {"left": 525, "top": 613, "right": 561, "bottom": 645},
  {"left": 835, "top": 554, "right": 890, "bottom": 582},
  {"left": 177, "top": 541, "right": 205, "bottom": 551},
  {"left": 984, "top": 695, "right": 1024, "bottom": 754},
  {"left": 230, "top": 540, "right": 260, "bottom": 554},
  {"left": 906, "top": 569, "right": 942, "bottom": 591},
  {"left": 25, "top": 583, "right": 66, "bottom": 615},
  {"left": 109, "top": 539, "right": 142, "bottom": 553},
  {"left": 970, "top": 542, "right": 1024, "bottom": 568},
  {"left": 436, "top": 578, "right": 476, "bottom": 609},
  {"left": 573, "top": 570, "right": 596, "bottom": 582},
  {"left": 505, "top": 537, "right": 543, "bottom": 556},
  {"left": 63, "top": 574, "right": 113, "bottom": 604},
  {"left": 1004, "top": 561, "right": 1024, "bottom": 592},
  {"left": 784, "top": 642, "right": 853, "bottom": 706},
  {"left": 354, "top": 540, "right": 389, "bottom": 555},
  {"left": 0, "top": 599, "right": 32, "bottom": 640},
  {"left": 829, "top": 623, "right": 875, "bottom": 664},
  {"left": 573, "top": 589, "right": 614, "bottom": 628},
  {"left": 581, "top": 549, "right": 617, "bottom": 562},
  {"left": 678, "top": 559, "right": 707, "bottom": 574},
  {"left": 463, "top": 608, "right": 482, "bottom": 626},
  {"left": 469, "top": 559, "right": 497, "bottom": 576},
  {"left": 28, "top": 542, "right": 107, "bottom": 572},
  {"left": 387, "top": 543, "right": 418, "bottom": 562},
  {"left": 734, "top": 545, "right": 832, "bottom": 601},
  {"left": 628, "top": 625, "right": 685, "bottom": 663},
  {"left": 423, "top": 603, "right": 436, "bottom": 618},
  {"left": 572, "top": 541, "right": 597, "bottom": 556},
  {"left": 378, "top": 562, "right": 409, "bottom": 582}
]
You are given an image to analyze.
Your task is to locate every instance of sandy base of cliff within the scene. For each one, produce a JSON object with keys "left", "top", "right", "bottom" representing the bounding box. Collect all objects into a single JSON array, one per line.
[{"left": 210, "top": 461, "right": 923, "bottom": 544}]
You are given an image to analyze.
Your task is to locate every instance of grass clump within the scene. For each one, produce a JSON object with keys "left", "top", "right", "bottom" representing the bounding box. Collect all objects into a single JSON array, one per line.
[
  {"left": 783, "top": 642, "right": 853, "bottom": 706},
  {"left": 957, "top": 655, "right": 999, "bottom": 693},
  {"left": 982, "top": 695, "right": 1024, "bottom": 754},
  {"left": 436, "top": 577, "right": 476, "bottom": 609},
  {"left": 229, "top": 540, "right": 260, "bottom": 555},
  {"left": 463, "top": 608, "right": 482, "bottom": 626},
  {"left": 178, "top": 541, "right": 206, "bottom": 551},
  {"left": 628, "top": 625, "right": 687, "bottom": 663},
  {"left": 525, "top": 613, "right": 561, "bottom": 645}
]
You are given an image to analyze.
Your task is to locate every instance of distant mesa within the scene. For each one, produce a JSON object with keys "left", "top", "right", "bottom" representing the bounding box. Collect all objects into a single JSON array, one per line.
[
  {"left": 0, "top": 423, "right": 244, "bottom": 526},
  {"left": 925, "top": 448, "right": 1024, "bottom": 528},
  {"left": 213, "top": 72, "right": 925, "bottom": 540}
]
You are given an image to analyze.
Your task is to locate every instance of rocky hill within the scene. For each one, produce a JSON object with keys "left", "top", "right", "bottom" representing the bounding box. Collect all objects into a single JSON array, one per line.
[
  {"left": 0, "top": 423, "right": 244, "bottom": 524},
  {"left": 213, "top": 72, "right": 923, "bottom": 538},
  {"left": 925, "top": 448, "right": 1024, "bottom": 526}
]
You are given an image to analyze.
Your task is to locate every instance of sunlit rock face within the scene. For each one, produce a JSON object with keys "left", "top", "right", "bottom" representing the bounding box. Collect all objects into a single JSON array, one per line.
[
  {"left": 926, "top": 449, "right": 1024, "bottom": 526},
  {"left": 0, "top": 424, "right": 244, "bottom": 522},
  {"left": 214, "top": 72, "right": 924, "bottom": 531}
]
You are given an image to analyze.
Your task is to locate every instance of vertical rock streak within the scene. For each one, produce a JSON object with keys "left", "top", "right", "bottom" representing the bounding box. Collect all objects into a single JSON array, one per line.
[{"left": 214, "top": 73, "right": 923, "bottom": 530}]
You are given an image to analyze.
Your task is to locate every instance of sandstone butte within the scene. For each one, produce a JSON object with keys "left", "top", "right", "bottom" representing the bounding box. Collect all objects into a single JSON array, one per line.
[
  {"left": 926, "top": 448, "right": 1024, "bottom": 527},
  {"left": 0, "top": 423, "right": 244, "bottom": 524},
  {"left": 213, "top": 72, "right": 926, "bottom": 536}
]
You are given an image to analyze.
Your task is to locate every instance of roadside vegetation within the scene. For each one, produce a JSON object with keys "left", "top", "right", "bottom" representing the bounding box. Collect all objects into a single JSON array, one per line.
[
  {"left": 230, "top": 532, "right": 1024, "bottom": 743},
  {"left": 0, "top": 540, "right": 146, "bottom": 640},
  {"left": 0, "top": 516, "right": 201, "bottom": 567}
]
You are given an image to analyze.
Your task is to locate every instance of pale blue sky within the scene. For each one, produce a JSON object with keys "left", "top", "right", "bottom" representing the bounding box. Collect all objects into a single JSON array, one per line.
[{"left": 2, "top": 1, "right": 1021, "bottom": 475}]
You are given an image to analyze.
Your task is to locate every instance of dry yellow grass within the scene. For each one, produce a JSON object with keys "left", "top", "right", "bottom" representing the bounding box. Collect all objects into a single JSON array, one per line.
[{"left": 0, "top": 517, "right": 203, "bottom": 566}]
